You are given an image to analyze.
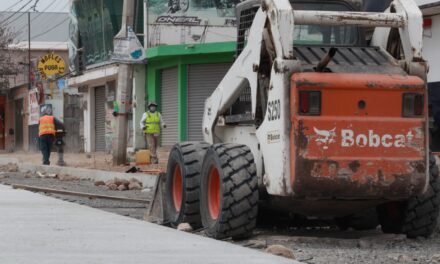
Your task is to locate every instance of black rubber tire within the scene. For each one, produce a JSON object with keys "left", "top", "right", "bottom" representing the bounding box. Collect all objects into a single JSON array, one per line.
[
  {"left": 165, "top": 142, "right": 209, "bottom": 229},
  {"left": 377, "top": 153, "right": 440, "bottom": 238},
  {"left": 200, "top": 143, "right": 258, "bottom": 240}
]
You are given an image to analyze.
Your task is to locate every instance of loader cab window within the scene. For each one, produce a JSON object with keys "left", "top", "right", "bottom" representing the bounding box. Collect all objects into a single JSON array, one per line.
[{"left": 292, "top": 2, "right": 359, "bottom": 45}]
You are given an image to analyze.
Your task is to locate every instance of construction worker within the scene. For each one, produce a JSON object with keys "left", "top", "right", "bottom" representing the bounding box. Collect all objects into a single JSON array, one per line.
[
  {"left": 39, "top": 105, "right": 64, "bottom": 165},
  {"left": 140, "top": 102, "right": 166, "bottom": 164}
]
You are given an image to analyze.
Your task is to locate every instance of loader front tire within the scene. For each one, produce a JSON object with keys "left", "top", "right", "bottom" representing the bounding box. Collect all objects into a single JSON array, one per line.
[
  {"left": 377, "top": 153, "right": 440, "bottom": 238},
  {"left": 165, "top": 142, "right": 209, "bottom": 229},
  {"left": 200, "top": 144, "right": 258, "bottom": 240}
]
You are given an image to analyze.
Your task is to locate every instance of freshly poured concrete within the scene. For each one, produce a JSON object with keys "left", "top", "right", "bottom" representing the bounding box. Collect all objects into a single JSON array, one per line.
[{"left": 0, "top": 185, "right": 297, "bottom": 264}]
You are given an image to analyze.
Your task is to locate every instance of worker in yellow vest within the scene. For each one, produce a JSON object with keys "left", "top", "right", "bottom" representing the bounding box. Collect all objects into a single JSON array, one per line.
[
  {"left": 39, "top": 105, "right": 64, "bottom": 165},
  {"left": 140, "top": 102, "right": 166, "bottom": 164}
]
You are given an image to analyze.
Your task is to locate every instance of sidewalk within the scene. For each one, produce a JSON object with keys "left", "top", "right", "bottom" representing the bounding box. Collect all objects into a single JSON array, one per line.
[
  {"left": 0, "top": 148, "right": 171, "bottom": 173},
  {"left": 0, "top": 184, "right": 297, "bottom": 264}
]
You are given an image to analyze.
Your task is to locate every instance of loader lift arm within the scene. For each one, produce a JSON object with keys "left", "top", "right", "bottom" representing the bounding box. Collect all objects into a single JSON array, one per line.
[{"left": 202, "top": 0, "right": 425, "bottom": 144}]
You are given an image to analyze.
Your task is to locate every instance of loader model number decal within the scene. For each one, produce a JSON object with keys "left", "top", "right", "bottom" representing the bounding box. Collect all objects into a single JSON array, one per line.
[
  {"left": 313, "top": 127, "right": 416, "bottom": 150},
  {"left": 268, "top": 100, "right": 281, "bottom": 121}
]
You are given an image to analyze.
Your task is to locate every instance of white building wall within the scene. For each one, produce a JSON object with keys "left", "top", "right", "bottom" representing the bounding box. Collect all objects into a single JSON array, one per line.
[
  {"left": 83, "top": 88, "right": 95, "bottom": 153},
  {"left": 423, "top": 14, "right": 440, "bottom": 83},
  {"left": 132, "top": 65, "right": 146, "bottom": 149}
]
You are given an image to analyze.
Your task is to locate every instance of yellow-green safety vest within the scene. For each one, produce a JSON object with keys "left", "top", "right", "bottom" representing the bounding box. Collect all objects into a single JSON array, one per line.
[{"left": 144, "top": 111, "right": 161, "bottom": 134}]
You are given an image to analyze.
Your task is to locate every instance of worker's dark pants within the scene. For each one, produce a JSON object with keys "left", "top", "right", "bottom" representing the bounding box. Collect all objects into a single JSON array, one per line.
[{"left": 40, "top": 134, "right": 54, "bottom": 165}]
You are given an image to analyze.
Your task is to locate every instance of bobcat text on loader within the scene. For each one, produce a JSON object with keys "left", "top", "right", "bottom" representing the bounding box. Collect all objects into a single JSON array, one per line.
[{"left": 164, "top": 0, "right": 440, "bottom": 239}]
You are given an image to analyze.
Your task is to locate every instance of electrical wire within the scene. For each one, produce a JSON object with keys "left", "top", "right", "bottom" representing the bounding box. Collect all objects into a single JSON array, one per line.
[
  {"left": 0, "top": 0, "right": 33, "bottom": 24},
  {"left": 31, "top": 17, "right": 68, "bottom": 39},
  {"left": 2, "top": 0, "right": 26, "bottom": 12},
  {"left": 17, "top": 1, "right": 68, "bottom": 35},
  {"left": 13, "top": 0, "right": 57, "bottom": 31},
  {"left": 4, "top": 0, "right": 40, "bottom": 27}
]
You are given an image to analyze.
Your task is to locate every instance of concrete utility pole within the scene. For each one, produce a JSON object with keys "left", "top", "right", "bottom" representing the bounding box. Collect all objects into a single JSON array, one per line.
[
  {"left": 113, "top": 0, "right": 135, "bottom": 165},
  {"left": 28, "top": 11, "right": 31, "bottom": 90}
]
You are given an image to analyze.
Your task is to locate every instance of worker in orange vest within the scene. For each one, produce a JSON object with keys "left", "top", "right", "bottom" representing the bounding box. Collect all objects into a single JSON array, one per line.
[{"left": 39, "top": 105, "right": 64, "bottom": 165}]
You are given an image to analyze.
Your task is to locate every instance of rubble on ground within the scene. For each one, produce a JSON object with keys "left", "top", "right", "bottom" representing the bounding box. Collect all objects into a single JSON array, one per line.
[
  {"left": 177, "top": 223, "right": 193, "bottom": 232},
  {"left": 265, "top": 244, "right": 295, "bottom": 259},
  {"left": 97, "top": 177, "right": 143, "bottom": 191},
  {"left": 35, "top": 172, "right": 79, "bottom": 181},
  {"left": 0, "top": 163, "right": 18, "bottom": 173}
]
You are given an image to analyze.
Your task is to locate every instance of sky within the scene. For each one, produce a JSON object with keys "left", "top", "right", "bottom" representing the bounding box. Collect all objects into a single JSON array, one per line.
[{"left": 0, "top": 0, "right": 69, "bottom": 13}]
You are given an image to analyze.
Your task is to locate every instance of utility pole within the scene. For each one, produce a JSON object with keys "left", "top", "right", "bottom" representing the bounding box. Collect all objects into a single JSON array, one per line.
[
  {"left": 144, "top": 0, "right": 148, "bottom": 47},
  {"left": 113, "top": 0, "right": 135, "bottom": 165},
  {"left": 28, "top": 11, "right": 31, "bottom": 90}
]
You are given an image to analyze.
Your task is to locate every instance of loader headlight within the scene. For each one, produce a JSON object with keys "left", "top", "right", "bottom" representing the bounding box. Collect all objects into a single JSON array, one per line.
[{"left": 299, "top": 91, "right": 321, "bottom": 115}]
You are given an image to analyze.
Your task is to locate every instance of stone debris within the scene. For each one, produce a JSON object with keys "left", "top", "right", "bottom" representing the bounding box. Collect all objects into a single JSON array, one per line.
[
  {"left": 58, "top": 174, "right": 80, "bottom": 181},
  {"left": 100, "top": 177, "right": 143, "bottom": 191},
  {"left": 387, "top": 253, "right": 411, "bottom": 263},
  {"left": 177, "top": 223, "right": 193, "bottom": 232},
  {"left": 0, "top": 163, "right": 18, "bottom": 172},
  {"left": 117, "top": 184, "right": 127, "bottom": 191},
  {"left": 243, "top": 239, "right": 267, "bottom": 249},
  {"left": 107, "top": 183, "right": 118, "bottom": 190},
  {"left": 94, "top": 180, "right": 105, "bottom": 186},
  {"left": 265, "top": 245, "right": 295, "bottom": 259},
  {"left": 431, "top": 254, "right": 440, "bottom": 264},
  {"left": 35, "top": 172, "right": 79, "bottom": 181}
]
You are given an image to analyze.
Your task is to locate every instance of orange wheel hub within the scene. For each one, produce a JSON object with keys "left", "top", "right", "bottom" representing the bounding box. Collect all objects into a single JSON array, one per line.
[
  {"left": 172, "top": 164, "right": 183, "bottom": 212},
  {"left": 208, "top": 166, "right": 221, "bottom": 220}
]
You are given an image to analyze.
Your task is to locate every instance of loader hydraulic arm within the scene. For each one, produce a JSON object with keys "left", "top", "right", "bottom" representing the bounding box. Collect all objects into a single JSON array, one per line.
[{"left": 202, "top": 0, "right": 425, "bottom": 144}]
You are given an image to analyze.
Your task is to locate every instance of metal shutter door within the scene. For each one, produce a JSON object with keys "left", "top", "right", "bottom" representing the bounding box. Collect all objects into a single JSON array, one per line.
[
  {"left": 161, "top": 68, "right": 179, "bottom": 146},
  {"left": 187, "top": 63, "right": 231, "bottom": 141},
  {"left": 94, "top": 86, "right": 106, "bottom": 151}
]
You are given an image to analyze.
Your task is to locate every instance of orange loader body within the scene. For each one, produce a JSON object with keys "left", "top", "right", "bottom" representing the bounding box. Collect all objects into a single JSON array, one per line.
[{"left": 290, "top": 73, "right": 427, "bottom": 199}]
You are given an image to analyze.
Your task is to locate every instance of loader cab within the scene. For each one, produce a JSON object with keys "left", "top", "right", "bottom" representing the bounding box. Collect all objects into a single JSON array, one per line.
[
  {"left": 230, "top": 0, "right": 366, "bottom": 126},
  {"left": 291, "top": 1, "right": 365, "bottom": 46},
  {"left": 235, "top": 0, "right": 365, "bottom": 57}
]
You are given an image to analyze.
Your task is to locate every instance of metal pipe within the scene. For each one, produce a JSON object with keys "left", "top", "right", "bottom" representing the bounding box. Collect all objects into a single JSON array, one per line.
[
  {"left": 316, "top": 48, "right": 337, "bottom": 72},
  {"left": 293, "top": 10, "right": 406, "bottom": 28}
]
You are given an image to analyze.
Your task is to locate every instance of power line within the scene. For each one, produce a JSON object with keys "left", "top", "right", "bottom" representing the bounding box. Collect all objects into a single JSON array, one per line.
[
  {"left": 31, "top": 0, "right": 57, "bottom": 21},
  {"left": 27, "top": 1, "right": 69, "bottom": 31},
  {"left": 3, "top": 0, "right": 39, "bottom": 27},
  {"left": 31, "top": 17, "right": 68, "bottom": 39},
  {"left": 2, "top": 0, "right": 26, "bottom": 12},
  {"left": 0, "top": 0, "right": 33, "bottom": 24},
  {"left": 13, "top": 0, "right": 57, "bottom": 31}
]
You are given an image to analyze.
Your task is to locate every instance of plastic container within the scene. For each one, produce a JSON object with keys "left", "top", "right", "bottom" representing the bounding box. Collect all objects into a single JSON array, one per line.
[{"left": 135, "top": 149, "right": 151, "bottom": 165}]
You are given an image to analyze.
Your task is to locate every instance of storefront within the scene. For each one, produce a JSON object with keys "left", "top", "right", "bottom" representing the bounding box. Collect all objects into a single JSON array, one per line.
[{"left": 146, "top": 41, "right": 235, "bottom": 146}]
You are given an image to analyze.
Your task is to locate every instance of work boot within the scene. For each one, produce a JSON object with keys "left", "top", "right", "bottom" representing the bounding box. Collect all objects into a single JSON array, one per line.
[{"left": 151, "top": 156, "right": 159, "bottom": 164}]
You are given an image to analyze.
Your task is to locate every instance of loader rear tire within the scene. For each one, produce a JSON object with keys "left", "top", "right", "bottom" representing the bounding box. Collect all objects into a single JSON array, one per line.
[
  {"left": 377, "top": 153, "right": 440, "bottom": 238},
  {"left": 200, "top": 144, "right": 258, "bottom": 240},
  {"left": 165, "top": 142, "right": 209, "bottom": 229}
]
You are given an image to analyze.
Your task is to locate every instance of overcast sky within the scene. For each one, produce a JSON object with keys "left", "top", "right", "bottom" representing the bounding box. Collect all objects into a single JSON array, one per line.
[{"left": 0, "top": 0, "right": 69, "bottom": 13}]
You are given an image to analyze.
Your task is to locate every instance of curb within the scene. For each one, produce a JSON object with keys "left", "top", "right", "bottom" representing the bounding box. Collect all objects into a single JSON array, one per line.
[{"left": 0, "top": 158, "right": 158, "bottom": 189}]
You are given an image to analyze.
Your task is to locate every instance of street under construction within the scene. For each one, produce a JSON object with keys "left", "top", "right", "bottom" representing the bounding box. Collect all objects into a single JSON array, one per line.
[{"left": 1, "top": 0, "right": 440, "bottom": 263}]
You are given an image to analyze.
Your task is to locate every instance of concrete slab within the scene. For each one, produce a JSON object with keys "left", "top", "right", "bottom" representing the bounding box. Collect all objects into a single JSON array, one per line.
[{"left": 0, "top": 185, "right": 298, "bottom": 264}]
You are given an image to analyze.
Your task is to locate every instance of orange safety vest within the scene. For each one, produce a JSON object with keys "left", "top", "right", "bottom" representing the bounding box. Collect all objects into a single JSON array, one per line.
[{"left": 39, "top": 115, "right": 56, "bottom": 136}]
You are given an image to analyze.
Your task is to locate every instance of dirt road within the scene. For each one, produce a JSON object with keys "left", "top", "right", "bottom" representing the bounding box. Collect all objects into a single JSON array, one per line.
[{"left": 1, "top": 171, "right": 439, "bottom": 263}]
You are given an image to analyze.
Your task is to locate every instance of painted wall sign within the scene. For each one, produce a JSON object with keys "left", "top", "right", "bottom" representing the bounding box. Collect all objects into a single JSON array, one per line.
[
  {"left": 28, "top": 89, "right": 40, "bottom": 125},
  {"left": 37, "top": 52, "right": 66, "bottom": 80}
]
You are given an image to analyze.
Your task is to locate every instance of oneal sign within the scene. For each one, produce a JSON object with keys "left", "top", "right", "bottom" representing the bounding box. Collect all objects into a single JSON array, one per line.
[
  {"left": 314, "top": 127, "right": 416, "bottom": 149},
  {"left": 156, "top": 16, "right": 202, "bottom": 25}
]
